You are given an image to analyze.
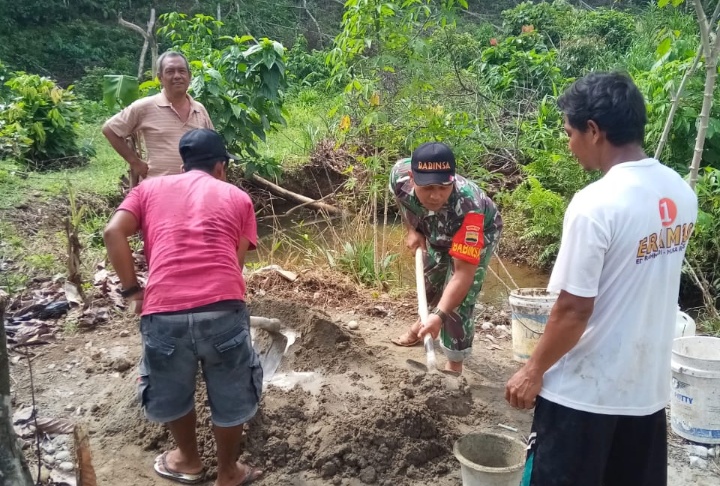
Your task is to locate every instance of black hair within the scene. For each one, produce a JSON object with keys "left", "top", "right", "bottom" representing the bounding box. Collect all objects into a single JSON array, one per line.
[
  {"left": 558, "top": 72, "right": 647, "bottom": 146},
  {"left": 156, "top": 51, "right": 191, "bottom": 76},
  {"left": 182, "top": 159, "right": 227, "bottom": 174}
]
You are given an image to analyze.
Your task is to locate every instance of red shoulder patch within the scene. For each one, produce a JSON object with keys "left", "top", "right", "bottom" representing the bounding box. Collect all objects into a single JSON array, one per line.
[{"left": 449, "top": 212, "right": 484, "bottom": 265}]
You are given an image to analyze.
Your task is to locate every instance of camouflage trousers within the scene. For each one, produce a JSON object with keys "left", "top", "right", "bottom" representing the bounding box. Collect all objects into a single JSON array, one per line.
[{"left": 425, "top": 242, "right": 495, "bottom": 362}]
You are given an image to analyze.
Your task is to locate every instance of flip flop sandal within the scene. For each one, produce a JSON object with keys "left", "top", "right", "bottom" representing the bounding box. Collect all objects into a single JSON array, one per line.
[
  {"left": 236, "top": 464, "right": 263, "bottom": 485},
  {"left": 153, "top": 452, "right": 205, "bottom": 485},
  {"left": 390, "top": 333, "right": 421, "bottom": 347}
]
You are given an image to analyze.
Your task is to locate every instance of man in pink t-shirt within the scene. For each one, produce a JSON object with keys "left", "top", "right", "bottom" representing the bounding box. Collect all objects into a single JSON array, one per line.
[{"left": 104, "top": 129, "right": 263, "bottom": 486}]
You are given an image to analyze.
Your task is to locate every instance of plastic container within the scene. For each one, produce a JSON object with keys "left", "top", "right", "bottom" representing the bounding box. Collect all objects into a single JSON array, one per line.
[
  {"left": 509, "top": 288, "right": 558, "bottom": 363},
  {"left": 670, "top": 336, "right": 720, "bottom": 444},
  {"left": 675, "top": 308, "right": 696, "bottom": 338},
  {"left": 453, "top": 432, "right": 526, "bottom": 486}
]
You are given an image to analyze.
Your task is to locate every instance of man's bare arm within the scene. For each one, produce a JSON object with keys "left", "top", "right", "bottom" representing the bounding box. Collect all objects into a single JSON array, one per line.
[{"left": 102, "top": 125, "right": 148, "bottom": 177}]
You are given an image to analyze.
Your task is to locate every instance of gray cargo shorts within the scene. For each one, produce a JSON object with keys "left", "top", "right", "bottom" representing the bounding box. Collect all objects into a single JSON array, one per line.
[{"left": 138, "top": 305, "right": 262, "bottom": 427}]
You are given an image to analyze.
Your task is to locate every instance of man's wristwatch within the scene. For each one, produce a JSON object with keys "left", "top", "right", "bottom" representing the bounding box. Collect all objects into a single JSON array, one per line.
[
  {"left": 119, "top": 284, "right": 142, "bottom": 298},
  {"left": 432, "top": 308, "right": 449, "bottom": 324}
]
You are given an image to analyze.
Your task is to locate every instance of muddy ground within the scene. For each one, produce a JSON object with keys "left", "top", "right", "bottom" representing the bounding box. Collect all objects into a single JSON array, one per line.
[{"left": 7, "top": 274, "right": 720, "bottom": 486}]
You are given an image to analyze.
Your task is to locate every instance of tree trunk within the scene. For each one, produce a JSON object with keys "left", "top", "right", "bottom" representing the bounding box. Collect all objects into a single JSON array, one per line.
[
  {"left": 688, "top": 0, "right": 720, "bottom": 189},
  {"left": 0, "top": 293, "right": 34, "bottom": 486},
  {"left": 654, "top": 44, "right": 702, "bottom": 160},
  {"left": 119, "top": 8, "right": 157, "bottom": 81},
  {"left": 689, "top": 57, "right": 718, "bottom": 188}
]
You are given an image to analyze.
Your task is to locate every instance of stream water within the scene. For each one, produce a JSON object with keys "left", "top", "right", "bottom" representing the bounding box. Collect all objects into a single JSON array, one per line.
[{"left": 249, "top": 215, "right": 549, "bottom": 306}]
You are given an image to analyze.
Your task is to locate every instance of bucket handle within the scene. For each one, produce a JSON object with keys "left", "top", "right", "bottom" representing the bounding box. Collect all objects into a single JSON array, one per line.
[{"left": 515, "top": 319, "right": 544, "bottom": 336}]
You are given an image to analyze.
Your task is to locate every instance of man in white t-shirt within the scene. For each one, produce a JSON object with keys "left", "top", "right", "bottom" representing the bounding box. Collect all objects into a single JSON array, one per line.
[{"left": 505, "top": 72, "right": 698, "bottom": 486}]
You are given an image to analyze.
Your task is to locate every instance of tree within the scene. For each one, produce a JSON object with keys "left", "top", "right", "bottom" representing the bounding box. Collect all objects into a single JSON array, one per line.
[
  {"left": 0, "top": 292, "right": 34, "bottom": 486},
  {"left": 658, "top": 0, "right": 720, "bottom": 188}
]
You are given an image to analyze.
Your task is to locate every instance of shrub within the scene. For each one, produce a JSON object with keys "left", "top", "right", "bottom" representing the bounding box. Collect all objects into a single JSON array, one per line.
[
  {"left": 286, "top": 36, "right": 333, "bottom": 88},
  {"left": 501, "top": 0, "right": 575, "bottom": 45},
  {"left": 577, "top": 8, "right": 636, "bottom": 51},
  {"left": 0, "top": 72, "right": 84, "bottom": 169},
  {"left": 473, "top": 32, "right": 562, "bottom": 97}
]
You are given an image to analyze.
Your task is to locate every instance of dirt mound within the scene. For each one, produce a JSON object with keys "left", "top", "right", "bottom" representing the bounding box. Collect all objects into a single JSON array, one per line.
[
  {"left": 96, "top": 298, "right": 478, "bottom": 484},
  {"left": 244, "top": 371, "right": 471, "bottom": 485}
]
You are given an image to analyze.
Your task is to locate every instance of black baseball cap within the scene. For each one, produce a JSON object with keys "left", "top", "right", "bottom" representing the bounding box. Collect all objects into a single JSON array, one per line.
[
  {"left": 179, "top": 129, "right": 240, "bottom": 167},
  {"left": 410, "top": 142, "right": 456, "bottom": 186}
]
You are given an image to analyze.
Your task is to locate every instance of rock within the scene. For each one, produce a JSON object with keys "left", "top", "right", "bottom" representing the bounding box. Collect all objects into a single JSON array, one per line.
[
  {"left": 687, "top": 445, "right": 709, "bottom": 458},
  {"left": 47, "top": 363, "right": 56, "bottom": 370},
  {"left": 58, "top": 461, "right": 74, "bottom": 472},
  {"left": 64, "top": 404, "right": 75, "bottom": 412},
  {"left": 359, "top": 466, "right": 377, "bottom": 484},
  {"left": 336, "top": 342, "right": 349, "bottom": 351},
  {"left": 481, "top": 321, "right": 493, "bottom": 331},
  {"left": 111, "top": 357, "right": 133, "bottom": 372},
  {"left": 55, "top": 451, "right": 71, "bottom": 462},
  {"left": 332, "top": 478, "right": 342, "bottom": 486},
  {"left": 689, "top": 456, "right": 707, "bottom": 469},
  {"left": 42, "top": 454, "right": 55, "bottom": 465},
  {"left": 119, "top": 330, "right": 130, "bottom": 338},
  {"left": 41, "top": 443, "right": 56, "bottom": 455},
  {"left": 64, "top": 345, "right": 76, "bottom": 353},
  {"left": 320, "top": 461, "right": 337, "bottom": 478},
  {"left": 90, "top": 404, "right": 101, "bottom": 413},
  {"left": 347, "top": 320, "right": 359, "bottom": 330}
]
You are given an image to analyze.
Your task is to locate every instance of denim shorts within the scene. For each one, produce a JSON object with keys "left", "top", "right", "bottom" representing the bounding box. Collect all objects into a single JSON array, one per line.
[{"left": 137, "top": 305, "right": 262, "bottom": 427}]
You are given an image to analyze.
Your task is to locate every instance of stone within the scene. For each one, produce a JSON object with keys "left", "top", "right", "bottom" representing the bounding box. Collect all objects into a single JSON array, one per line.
[
  {"left": 689, "top": 456, "right": 707, "bottom": 469},
  {"left": 55, "top": 451, "right": 71, "bottom": 462},
  {"left": 41, "top": 443, "right": 56, "bottom": 455},
  {"left": 119, "top": 330, "right": 130, "bottom": 338},
  {"left": 58, "top": 461, "right": 74, "bottom": 472},
  {"left": 64, "top": 404, "right": 75, "bottom": 412},
  {"left": 687, "top": 445, "right": 709, "bottom": 458},
  {"left": 111, "top": 357, "right": 133, "bottom": 372},
  {"left": 42, "top": 454, "right": 55, "bottom": 465},
  {"left": 348, "top": 320, "right": 359, "bottom": 330},
  {"left": 320, "top": 461, "right": 337, "bottom": 478},
  {"left": 359, "top": 466, "right": 377, "bottom": 484},
  {"left": 481, "top": 322, "right": 493, "bottom": 331}
]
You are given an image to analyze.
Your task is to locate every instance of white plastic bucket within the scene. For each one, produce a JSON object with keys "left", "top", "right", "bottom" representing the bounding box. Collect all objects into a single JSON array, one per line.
[
  {"left": 670, "top": 336, "right": 720, "bottom": 444},
  {"left": 675, "top": 309, "right": 696, "bottom": 338},
  {"left": 509, "top": 288, "right": 558, "bottom": 363},
  {"left": 453, "top": 432, "right": 526, "bottom": 486}
]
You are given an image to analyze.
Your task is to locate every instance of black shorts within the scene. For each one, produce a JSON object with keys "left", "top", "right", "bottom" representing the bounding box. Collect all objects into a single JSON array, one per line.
[{"left": 521, "top": 396, "right": 667, "bottom": 486}]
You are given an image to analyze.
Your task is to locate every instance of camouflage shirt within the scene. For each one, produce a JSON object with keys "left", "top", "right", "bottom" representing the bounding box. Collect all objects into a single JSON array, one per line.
[{"left": 389, "top": 158, "right": 503, "bottom": 253}]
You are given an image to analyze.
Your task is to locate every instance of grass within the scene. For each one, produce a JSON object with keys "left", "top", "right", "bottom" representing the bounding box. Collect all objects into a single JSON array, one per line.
[
  {"left": 257, "top": 88, "right": 338, "bottom": 169},
  {"left": 0, "top": 123, "right": 126, "bottom": 210}
]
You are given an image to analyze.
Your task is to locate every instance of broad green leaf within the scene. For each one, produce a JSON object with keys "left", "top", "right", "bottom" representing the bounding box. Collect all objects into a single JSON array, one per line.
[
  {"left": 671, "top": 0, "right": 684, "bottom": 6},
  {"left": 103, "top": 75, "right": 139, "bottom": 111},
  {"left": 658, "top": 0, "right": 670, "bottom": 7},
  {"left": 656, "top": 37, "right": 672, "bottom": 58}
]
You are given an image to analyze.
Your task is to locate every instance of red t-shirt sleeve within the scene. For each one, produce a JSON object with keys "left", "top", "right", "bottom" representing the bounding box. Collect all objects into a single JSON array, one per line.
[
  {"left": 117, "top": 186, "right": 144, "bottom": 225},
  {"left": 234, "top": 191, "right": 257, "bottom": 250},
  {"left": 449, "top": 212, "right": 485, "bottom": 265}
]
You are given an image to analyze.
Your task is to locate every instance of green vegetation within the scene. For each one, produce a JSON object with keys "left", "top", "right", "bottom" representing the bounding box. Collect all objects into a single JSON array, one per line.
[{"left": 1, "top": 0, "right": 720, "bottom": 331}]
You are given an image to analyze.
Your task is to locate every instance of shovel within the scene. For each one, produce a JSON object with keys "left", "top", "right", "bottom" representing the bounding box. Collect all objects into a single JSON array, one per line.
[
  {"left": 249, "top": 316, "right": 290, "bottom": 381},
  {"left": 406, "top": 248, "right": 459, "bottom": 377}
]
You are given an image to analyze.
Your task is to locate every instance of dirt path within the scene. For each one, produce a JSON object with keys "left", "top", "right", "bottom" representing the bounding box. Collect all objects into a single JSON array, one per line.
[{"left": 8, "top": 292, "right": 719, "bottom": 486}]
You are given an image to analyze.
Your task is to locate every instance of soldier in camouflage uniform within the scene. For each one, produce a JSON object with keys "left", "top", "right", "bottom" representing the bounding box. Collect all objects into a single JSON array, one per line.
[{"left": 389, "top": 142, "right": 502, "bottom": 373}]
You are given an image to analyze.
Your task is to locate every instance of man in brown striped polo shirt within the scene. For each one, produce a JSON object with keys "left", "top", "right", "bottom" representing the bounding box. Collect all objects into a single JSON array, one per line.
[{"left": 103, "top": 51, "right": 214, "bottom": 180}]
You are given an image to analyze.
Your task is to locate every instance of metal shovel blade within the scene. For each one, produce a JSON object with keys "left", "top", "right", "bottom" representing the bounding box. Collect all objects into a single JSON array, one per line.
[
  {"left": 405, "top": 358, "right": 460, "bottom": 377},
  {"left": 257, "top": 330, "right": 288, "bottom": 382}
]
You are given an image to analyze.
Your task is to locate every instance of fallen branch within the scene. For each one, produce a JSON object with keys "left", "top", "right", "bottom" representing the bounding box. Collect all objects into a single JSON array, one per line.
[{"left": 248, "top": 173, "right": 346, "bottom": 215}]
